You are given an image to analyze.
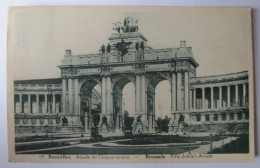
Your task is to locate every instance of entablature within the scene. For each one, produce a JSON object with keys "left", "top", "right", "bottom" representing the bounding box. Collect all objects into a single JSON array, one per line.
[
  {"left": 60, "top": 57, "right": 198, "bottom": 78},
  {"left": 190, "top": 79, "right": 248, "bottom": 89},
  {"left": 190, "top": 71, "right": 248, "bottom": 85}
]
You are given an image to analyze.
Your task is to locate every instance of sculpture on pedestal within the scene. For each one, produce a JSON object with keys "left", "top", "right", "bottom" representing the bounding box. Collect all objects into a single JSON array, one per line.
[{"left": 114, "top": 39, "right": 132, "bottom": 62}]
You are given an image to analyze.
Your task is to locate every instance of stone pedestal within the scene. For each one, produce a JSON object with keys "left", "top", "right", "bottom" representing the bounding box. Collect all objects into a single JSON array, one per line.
[
  {"left": 133, "top": 122, "right": 145, "bottom": 134},
  {"left": 168, "top": 124, "right": 174, "bottom": 133},
  {"left": 115, "top": 127, "right": 123, "bottom": 133},
  {"left": 169, "top": 124, "right": 185, "bottom": 135},
  {"left": 99, "top": 123, "right": 110, "bottom": 133},
  {"left": 148, "top": 126, "right": 156, "bottom": 133}
]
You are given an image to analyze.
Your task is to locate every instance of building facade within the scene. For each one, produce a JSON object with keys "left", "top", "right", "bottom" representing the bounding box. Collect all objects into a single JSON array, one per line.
[{"left": 14, "top": 17, "right": 249, "bottom": 136}]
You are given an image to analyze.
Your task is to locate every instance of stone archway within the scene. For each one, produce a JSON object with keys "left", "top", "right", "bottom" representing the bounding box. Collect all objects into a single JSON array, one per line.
[
  {"left": 111, "top": 75, "right": 135, "bottom": 133},
  {"left": 80, "top": 78, "right": 101, "bottom": 133},
  {"left": 146, "top": 73, "right": 171, "bottom": 133}
]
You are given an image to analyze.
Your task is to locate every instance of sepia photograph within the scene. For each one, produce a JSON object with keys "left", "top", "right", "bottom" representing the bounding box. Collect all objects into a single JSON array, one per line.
[{"left": 7, "top": 6, "right": 254, "bottom": 163}]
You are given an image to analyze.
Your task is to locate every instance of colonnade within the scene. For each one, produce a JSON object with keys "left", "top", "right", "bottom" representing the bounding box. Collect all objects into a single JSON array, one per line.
[
  {"left": 190, "top": 83, "right": 248, "bottom": 110},
  {"left": 14, "top": 93, "right": 61, "bottom": 114}
]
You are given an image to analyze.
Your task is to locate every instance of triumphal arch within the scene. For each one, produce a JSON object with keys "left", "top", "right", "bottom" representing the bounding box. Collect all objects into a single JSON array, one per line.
[
  {"left": 14, "top": 17, "right": 249, "bottom": 136},
  {"left": 59, "top": 17, "right": 198, "bottom": 134}
]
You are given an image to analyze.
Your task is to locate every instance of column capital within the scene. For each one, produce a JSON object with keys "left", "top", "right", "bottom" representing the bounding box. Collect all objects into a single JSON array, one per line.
[
  {"left": 101, "top": 73, "right": 111, "bottom": 77},
  {"left": 62, "top": 76, "right": 68, "bottom": 79},
  {"left": 170, "top": 70, "right": 176, "bottom": 73},
  {"left": 171, "top": 71, "right": 176, "bottom": 75},
  {"left": 176, "top": 69, "right": 183, "bottom": 73},
  {"left": 135, "top": 71, "right": 145, "bottom": 75}
]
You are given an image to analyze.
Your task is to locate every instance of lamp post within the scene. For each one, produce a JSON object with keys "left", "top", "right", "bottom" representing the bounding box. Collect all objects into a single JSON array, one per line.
[{"left": 47, "top": 86, "right": 54, "bottom": 146}]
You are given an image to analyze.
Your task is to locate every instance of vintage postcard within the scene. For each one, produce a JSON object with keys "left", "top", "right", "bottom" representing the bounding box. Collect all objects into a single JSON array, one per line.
[{"left": 7, "top": 6, "right": 254, "bottom": 163}]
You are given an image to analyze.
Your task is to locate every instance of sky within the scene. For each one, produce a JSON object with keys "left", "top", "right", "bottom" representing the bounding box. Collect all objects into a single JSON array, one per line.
[{"left": 7, "top": 7, "right": 252, "bottom": 118}]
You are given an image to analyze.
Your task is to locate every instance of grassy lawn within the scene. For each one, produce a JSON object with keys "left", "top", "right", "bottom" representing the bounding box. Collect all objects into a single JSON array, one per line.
[
  {"left": 115, "top": 135, "right": 226, "bottom": 145},
  {"left": 15, "top": 134, "right": 232, "bottom": 154},
  {"left": 23, "top": 146, "right": 197, "bottom": 154},
  {"left": 15, "top": 136, "right": 78, "bottom": 143},
  {"left": 209, "top": 134, "right": 249, "bottom": 154}
]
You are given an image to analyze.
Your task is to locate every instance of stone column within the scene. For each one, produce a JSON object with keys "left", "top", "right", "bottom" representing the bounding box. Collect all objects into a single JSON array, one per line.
[
  {"left": 202, "top": 88, "right": 205, "bottom": 109},
  {"left": 189, "top": 90, "right": 192, "bottom": 110},
  {"left": 211, "top": 87, "right": 214, "bottom": 109},
  {"left": 184, "top": 71, "right": 189, "bottom": 110},
  {"left": 78, "top": 94, "right": 81, "bottom": 115},
  {"left": 219, "top": 86, "right": 222, "bottom": 108},
  {"left": 28, "top": 94, "right": 31, "bottom": 113},
  {"left": 45, "top": 94, "right": 48, "bottom": 113},
  {"left": 52, "top": 94, "right": 55, "bottom": 113},
  {"left": 111, "top": 92, "right": 114, "bottom": 116},
  {"left": 119, "top": 94, "right": 122, "bottom": 128},
  {"left": 20, "top": 94, "right": 23, "bottom": 113},
  {"left": 68, "top": 78, "right": 73, "bottom": 114},
  {"left": 74, "top": 79, "right": 79, "bottom": 115},
  {"left": 88, "top": 98, "right": 91, "bottom": 130},
  {"left": 193, "top": 89, "right": 196, "bottom": 109},
  {"left": 115, "top": 94, "right": 122, "bottom": 132},
  {"left": 36, "top": 94, "right": 39, "bottom": 113},
  {"left": 242, "top": 83, "right": 246, "bottom": 106},
  {"left": 235, "top": 84, "right": 238, "bottom": 106},
  {"left": 101, "top": 77, "right": 106, "bottom": 114},
  {"left": 227, "top": 85, "right": 230, "bottom": 107},
  {"left": 141, "top": 75, "right": 146, "bottom": 115},
  {"left": 171, "top": 73, "right": 176, "bottom": 112},
  {"left": 150, "top": 93, "right": 156, "bottom": 131},
  {"left": 135, "top": 75, "right": 141, "bottom": 114},
  {"left": 176, "top": 71, "right": 182, "bottom": 111},
  {"left": 106, "top": 77, "right": 112, "bottom": 114},
  {"left": 62, "top": 78, "right": 66, "bottom": 114}
]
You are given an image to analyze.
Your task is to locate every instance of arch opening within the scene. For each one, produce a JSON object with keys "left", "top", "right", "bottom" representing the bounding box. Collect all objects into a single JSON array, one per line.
[
  {"left": 80, "top": 80, "right": 101, "bottom": 133},
  {"left": 113, "top": 77, "right": 135, "bottom": 133},
  {"left": 147, "top": 75, "right": 171, "bottom": 133}
]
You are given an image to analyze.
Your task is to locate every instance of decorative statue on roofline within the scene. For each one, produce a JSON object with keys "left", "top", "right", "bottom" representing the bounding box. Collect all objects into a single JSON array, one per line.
[
  {"left": 113, "top": 16, "right": 139, "bottom": 33},
  {"left": 140, "top": 41, "right": 144, "bottom": 50},
  {"left": 101, "top": 44, "right": 105, "bottom": 54},
  {"left": 107, "top": 43, "right": 111, "bottom": 53},
  {"left": 135, "top": 42, "right": 139, "bottom": 50},
  {"left": 114, "top": 39, "right": 132, "bottom": 62}
]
